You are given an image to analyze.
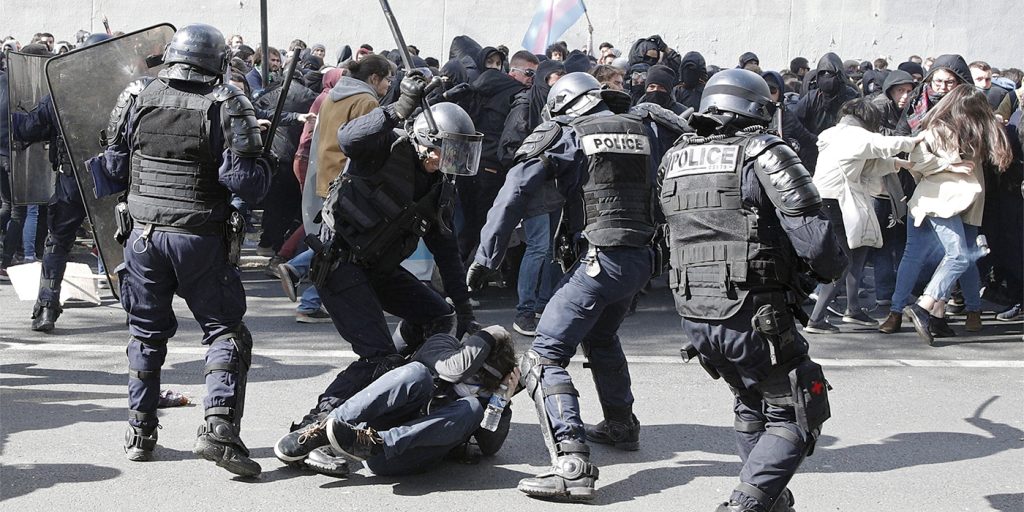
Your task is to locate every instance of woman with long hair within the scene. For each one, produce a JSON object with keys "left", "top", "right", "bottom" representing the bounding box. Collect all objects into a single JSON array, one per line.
[{"left": 896, "top": 85, "right": 1013, "bottom": 344}]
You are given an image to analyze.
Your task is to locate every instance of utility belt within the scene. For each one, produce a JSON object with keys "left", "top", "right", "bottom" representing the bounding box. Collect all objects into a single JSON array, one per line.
[{"left": 117, "top": 202, "right": 243, "bottom": 265}]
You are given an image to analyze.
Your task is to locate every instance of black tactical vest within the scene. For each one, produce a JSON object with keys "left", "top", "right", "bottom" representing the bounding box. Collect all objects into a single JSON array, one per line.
[
  {"left": 322, "top": 136, "right": 442, "bottom": 272},
  {"left": 661, "top": 132, "right": 796, "bottom": 320},
  {"left": 128, "top": 79, "right": 227, "bottom": 228},
  {"left": 573, "top": 114, "right": 655, "bottom": 248}
]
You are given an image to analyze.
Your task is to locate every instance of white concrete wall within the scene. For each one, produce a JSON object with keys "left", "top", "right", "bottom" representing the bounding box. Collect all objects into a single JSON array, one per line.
[{"left": 2, "top": 0, "right": 1020, "bottom": 70}]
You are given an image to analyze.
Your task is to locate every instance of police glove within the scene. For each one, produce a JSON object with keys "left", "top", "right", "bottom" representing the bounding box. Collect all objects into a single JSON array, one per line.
[
  {"left": 454, "top": 300, "right": 482, "bottom": 339},
  {"left": 394, "top": 71, "right": 427, "bottom": 120},
  {"left": 466, "top": 262, "right": 492, "bottom": 292}
]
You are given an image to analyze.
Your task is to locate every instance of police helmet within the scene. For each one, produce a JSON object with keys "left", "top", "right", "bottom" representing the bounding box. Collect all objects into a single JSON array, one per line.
[
  {"left": 82, "top": 33, "right": 112, "bottom": 47},
  {"left": 699, "top": 68, "right": 774, "bottom": 124},
  {"left": 546, "top": 72, "right": 603, "bottom": 118},
  {"left": 412, "top": 102, "right": 483, "bottom": 176},
  {"left": 162, "top": 24, "right": 229, "bottom": 79}
]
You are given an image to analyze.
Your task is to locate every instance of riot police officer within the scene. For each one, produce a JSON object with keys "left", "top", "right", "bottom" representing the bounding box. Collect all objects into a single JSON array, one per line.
[
  {"left": 101, "top": 24, "right": 271, "bottom": 477},
  {"left": 659, "top": 69, "right": 847, "bottom": 512},
  {"left": 290, "top": 74, "right": 481, "bottom": 434},
  {"left": 468, "top": 72, "right": 687, "bottom": 500}
]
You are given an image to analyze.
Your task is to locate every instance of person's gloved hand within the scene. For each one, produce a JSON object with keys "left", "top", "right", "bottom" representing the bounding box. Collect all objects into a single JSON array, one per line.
[
  {"left": 647, "top": 35, "right": 668, "bottom": 53},
  {"left": 466, "top": 261, "right": 492, "bottom": 292},
  {"left": 394, "top": 71, "right": 427, "bottom": 120},
  {"left": 454, "top": 300, "right": 481, "bottom": 339}
]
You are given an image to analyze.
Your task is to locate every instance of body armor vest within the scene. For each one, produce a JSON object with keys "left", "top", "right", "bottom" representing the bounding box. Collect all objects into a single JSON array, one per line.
[
  {"left": 573, "top": 114, "right": 656, "bottom": 248},
  {"left": 322, "top": 137, "right": 443, "bottom": 273},
  {"left": 128, "top": 79, "right": 227, "bottom": 228},
  {"left": 661, "top": 132, "right": 796, "bottom": 320}
]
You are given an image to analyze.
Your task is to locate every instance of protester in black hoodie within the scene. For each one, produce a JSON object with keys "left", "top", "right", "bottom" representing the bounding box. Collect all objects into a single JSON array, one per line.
[
  {"left": 872, "top": 70, "right": 916, "bottom": 135},
  {"left": 457, "top": 52, "right": 528, "bottom": 262},
  {"left": 673, "top": 51, "right": 706, "bottom": 111},
  {"left": 794, "top": 52, "right": 862, "bottom": 136},
  {"left": 498, "top": 60, "right": 565, "bottom": 169},
  {"left": 763, "top": 71, "right": 818, "bottom": 169},
  {"left": 638, "top": 64, "right": 686, "bottom": 114}
]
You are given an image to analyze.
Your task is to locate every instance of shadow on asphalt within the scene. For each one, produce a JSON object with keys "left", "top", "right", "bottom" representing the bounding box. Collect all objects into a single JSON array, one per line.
[
  {"left": 0, "top": 463, "right": 121, "bottom": 501},
  {"left": 985, "top": 493, "right": 1024, "bottom": 512}
]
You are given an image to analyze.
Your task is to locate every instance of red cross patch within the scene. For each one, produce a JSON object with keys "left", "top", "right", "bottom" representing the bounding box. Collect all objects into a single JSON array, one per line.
[{"left": 810, "top": 381, "right": 825, "bottom": 395}]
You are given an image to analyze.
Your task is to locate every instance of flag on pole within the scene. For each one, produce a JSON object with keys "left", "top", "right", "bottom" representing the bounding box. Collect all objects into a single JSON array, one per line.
[{"left": 521, "top": 0, "right": 587, "bottom": 54}]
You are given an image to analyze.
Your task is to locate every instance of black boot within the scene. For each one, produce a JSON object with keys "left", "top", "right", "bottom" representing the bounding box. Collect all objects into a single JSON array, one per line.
[
  {"left": 193, "top": 415, "right": 261, "bottom": 477},
  {"left": 518, "top": 441, "right": 599, "bottom": 501},
  {"left": 31, "top": 304, "right": 61, "bottom": 332},
  {"left": 303, "top": 446, "right": 350, "bottom": 477},
  {"left": 124, "top": 424, "right": 158, "bottom": 461},
  {"left": 585, "top": 414, "right": 640, "bottom": 451}
]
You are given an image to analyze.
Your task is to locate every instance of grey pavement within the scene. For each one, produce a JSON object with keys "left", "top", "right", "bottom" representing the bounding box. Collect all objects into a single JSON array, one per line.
[{"left": 1, "top": 254, "right": 1022, "bottom": 512}]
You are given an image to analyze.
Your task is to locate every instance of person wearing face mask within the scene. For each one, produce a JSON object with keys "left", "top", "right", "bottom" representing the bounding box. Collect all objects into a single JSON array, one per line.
[
  {"left": 673, "top": 51, "right": 707, "bottom": 111},
  {"left": 639, "top": 64, "right": 686, "bottom": 114},
  {"left": 794, "top": 53, "right": 862, "bottom": 137},
  {"left": 896, "top": 54, "right": 972, "bottom": 136}
]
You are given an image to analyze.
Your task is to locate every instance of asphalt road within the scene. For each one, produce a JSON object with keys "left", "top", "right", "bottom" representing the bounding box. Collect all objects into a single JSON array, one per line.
[{"left": 2, "top": 255, "right": 1022, "bottom": 511}]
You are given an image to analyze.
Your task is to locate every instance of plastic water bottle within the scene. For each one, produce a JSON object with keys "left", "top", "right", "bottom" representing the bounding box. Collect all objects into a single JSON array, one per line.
[
  {"left": 976, "top": 235, "right": 991, "bottom": 256},
  {"left": 480, "top": 385, "right": 509, "bottom": 431}
]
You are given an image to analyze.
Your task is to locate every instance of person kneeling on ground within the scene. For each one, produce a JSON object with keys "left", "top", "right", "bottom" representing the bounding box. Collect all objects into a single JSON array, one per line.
[{"left": 274, "top": 326, "right": 518, "bottom": 476}]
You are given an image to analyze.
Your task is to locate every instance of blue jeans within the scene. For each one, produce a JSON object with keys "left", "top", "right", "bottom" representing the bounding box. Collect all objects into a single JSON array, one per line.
[
  {"left": 289, "top": 249, "right": 321, "bottom": 313},
  {"left": 23, "top": 205, "right": 39, "bottom": 260},
  {"left": 891, "top": 215, "right": 982, "bottom": 313},
  {"left": 516, "top": 213, "right": 559, "bottom": 315},
  {"left": 329, "top": 361, "right": 484, "bottom": 476},
  {"left": 926, "top": 217, "right": 982, "bottom": 308}
]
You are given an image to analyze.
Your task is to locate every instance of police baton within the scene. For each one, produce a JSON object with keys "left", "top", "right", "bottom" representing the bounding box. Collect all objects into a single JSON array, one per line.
[
  {"left": 378, "top": 0, "right": 437, "bottom": 134},
  {"left": 263, "top": 47, "right": 301, "bottom": 156}
]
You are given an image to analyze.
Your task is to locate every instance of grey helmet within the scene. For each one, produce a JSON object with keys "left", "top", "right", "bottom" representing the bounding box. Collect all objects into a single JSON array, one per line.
[
  {"left": 546, "top": 71, "right": 603, "bottom": 119},
  {"left": 160, "top": 23, "right": 229, "bottom": 83},
  {"left": 699, "top": 68, "right": 774, "bottom": 125},
  {"left": 82, "top": 33, "right": 112, "bottom": 47},
  {"left": 412, "top": 102, "right": 484, "bottom": 176}
]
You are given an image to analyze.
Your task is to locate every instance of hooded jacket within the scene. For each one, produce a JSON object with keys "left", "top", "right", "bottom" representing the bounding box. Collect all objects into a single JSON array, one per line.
[
  {"left": 763, "top": 71, "right": 819, "bottom": 169},
  {"left": 673, "top": 51, "right": 706, "bottom": 111},
  {"left": 871, "top": 70, "right": 915, "bottom": 135},
  {"left": 314, "top": 75, "right": 379, "bottom": 197},
  {"left": 471, "top": 68, "right": 525, "bottom": 171},
  {"left": 795, "top": 52, "right": 862, "bottom": 136},
  {"left": 449, "top": 35, "right": 483, "bottom": 82},
  {"left": 896, "top": 54, "right": 971, "bottom": 135}
]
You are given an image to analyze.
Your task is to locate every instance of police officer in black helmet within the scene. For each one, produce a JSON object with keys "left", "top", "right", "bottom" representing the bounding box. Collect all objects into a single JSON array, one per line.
[
  {"left": 469, "top": 72, "right": 687, "bottom": 500},
  {"left": 100, "top": 23, "right": 272, "bottom": 476},
  {"left": 283, "top": 72, "right": 483, "bottom": 451},
  {"left": 659, "top": 69, "right": 847, "bottom": 511}
]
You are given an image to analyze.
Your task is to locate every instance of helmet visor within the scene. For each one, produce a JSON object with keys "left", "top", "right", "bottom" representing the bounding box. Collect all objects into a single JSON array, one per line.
[{"left": 437, "top": 131, "right": 483, "bottom": 176}]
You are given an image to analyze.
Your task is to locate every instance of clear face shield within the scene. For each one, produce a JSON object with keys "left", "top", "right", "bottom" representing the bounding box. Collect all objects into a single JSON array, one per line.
[{"left": 436, "top": 130, "right": 483, "bottom": 176}]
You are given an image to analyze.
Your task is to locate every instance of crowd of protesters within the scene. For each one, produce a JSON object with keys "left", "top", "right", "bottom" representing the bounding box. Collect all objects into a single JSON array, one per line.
[{"left": 1, "top": 29, "right": 1021, "bottom": 344}]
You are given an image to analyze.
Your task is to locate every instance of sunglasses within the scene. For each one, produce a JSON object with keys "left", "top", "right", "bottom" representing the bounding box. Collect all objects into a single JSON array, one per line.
[{"left": 511, "top": 67, "right": 536, "bottom": 78}]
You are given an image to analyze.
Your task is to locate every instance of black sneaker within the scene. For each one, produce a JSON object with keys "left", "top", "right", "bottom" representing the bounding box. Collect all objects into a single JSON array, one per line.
[
  {"left": 326, "top": 418, "right": 383, "bottom": 461},
  {"left": 193, "top": 416, "right": 261, "bottom": 477},
  {"left": 296, "top": 308, "right": 332, "bottom": 324},
  {"left": 124, "top": 424, "right": 158, "bottom": 461},
  {"left": 585, "top": 414, "right": 640, "bottom": 451},
  {"left": 513, "top": 313, "right": 538, "bottom": 336},
  {"left": 303, "top": 446, "right": 350, "bottom": 477},
  {"left": 274, "top": 418, "right": 330, "bottom": 462},
  {"left": 842, "top": 310, "right": 878, "bottom": 327},
  {"left": 278, "top": 263, "right": 300, "bottom": 302},
  {"left": 903, "top": 304, "right": 934, "bottom": 346},
  {"left": 803, "top": 319, "right": 839, "bottom": 334},
  {"left": 929, "top": 315, "right": 956, "bottom": 338}
]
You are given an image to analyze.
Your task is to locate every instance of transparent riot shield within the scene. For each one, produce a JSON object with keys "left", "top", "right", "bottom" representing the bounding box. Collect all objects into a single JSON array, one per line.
[
  {"left": 7, "top": 51, "right": 55, "bottom": 205},
  {"left": 45, "top": 24, "right": 175, "bottom": 295}
]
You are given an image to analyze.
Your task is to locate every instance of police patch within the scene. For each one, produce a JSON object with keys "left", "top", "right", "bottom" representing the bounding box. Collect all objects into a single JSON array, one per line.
[
  {"left": 580, "top": 133, "right": 650, "bottom": 156},
  {"left": 664, "top": 144, "right": 740, "bottom": 178}
]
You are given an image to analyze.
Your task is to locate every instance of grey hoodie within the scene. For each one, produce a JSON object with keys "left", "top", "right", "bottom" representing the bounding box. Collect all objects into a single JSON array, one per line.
[{"left": 328, "top": 75, "right": 377, "bottom": 103}]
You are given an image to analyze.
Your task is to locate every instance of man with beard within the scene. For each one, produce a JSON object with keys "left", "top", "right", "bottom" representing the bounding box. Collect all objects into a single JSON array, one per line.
[
  {"left": 640, "top": 64, "right": 687, "bottom": 114},
  {"left": 674, "top": 51, "right": 707, "bottom": 111}
]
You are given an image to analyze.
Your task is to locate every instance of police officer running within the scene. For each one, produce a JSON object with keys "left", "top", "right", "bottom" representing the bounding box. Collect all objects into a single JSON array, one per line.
[
  {"left": 100, "top": 24, "right": 272, "bottom": 476},
  {"left": 468, "top": 72, "right": 684, "bottom": 500},
  {"left": 292, "top": 73, "right": 482, "bottom": 430},
  {"left": 659, "top": 69, "right": 846, "bottom": 511}
]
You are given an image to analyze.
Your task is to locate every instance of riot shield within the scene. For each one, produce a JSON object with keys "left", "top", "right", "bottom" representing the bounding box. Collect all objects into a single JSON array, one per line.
[
  {"left": 45, "top": 24, "right": 174, "bottom": 295},
  {"left": 7, "top": 51, "right": 55, "bottom": 205}
]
